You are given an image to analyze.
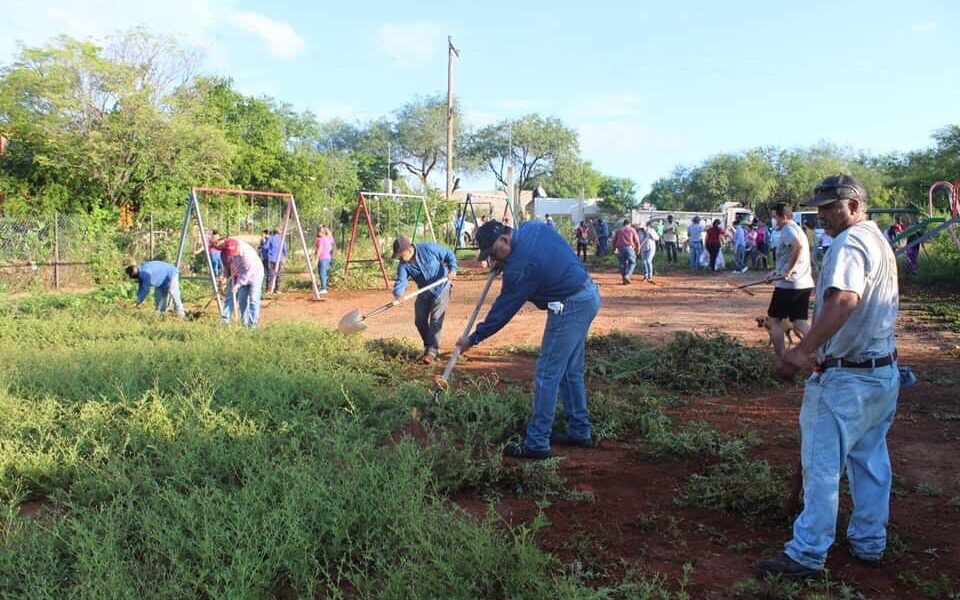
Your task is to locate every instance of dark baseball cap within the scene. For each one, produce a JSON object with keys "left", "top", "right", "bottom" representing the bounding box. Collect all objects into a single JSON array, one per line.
[
  {"left": 474, "top": 220, "right": 504, "bottom": 261},
  {"left": 392, "top": 236, "right": 412, "bottom": 259},
  {"left": 802, "top": 174, "right": 866, "bottom": 207}
]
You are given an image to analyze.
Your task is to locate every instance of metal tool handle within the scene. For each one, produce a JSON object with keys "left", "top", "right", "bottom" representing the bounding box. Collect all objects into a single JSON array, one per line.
[
  {"left": 365, "top": 277, "right": 449, "bottom": 319},
  {"left": 439, "top": 268, "right": 500, "bottom": 384}
]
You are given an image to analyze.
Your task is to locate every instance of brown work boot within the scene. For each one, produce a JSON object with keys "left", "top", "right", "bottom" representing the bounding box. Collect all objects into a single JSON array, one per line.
[{"left": 420, "top": 352, "right": 436, "bottom": 365}]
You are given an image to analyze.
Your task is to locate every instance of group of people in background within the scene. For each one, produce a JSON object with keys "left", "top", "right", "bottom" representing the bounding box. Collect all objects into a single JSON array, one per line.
[{"left": 125, "top": 225, "right": 338, "bottom": 328}]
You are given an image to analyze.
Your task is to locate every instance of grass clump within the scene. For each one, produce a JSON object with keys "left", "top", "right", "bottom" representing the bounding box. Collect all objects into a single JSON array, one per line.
[
  {"left": 586, "top": 331, "right": 777, "bottom": 396},
  {"left": 676, "top": 458, "right": 787, "bottom": 522}
]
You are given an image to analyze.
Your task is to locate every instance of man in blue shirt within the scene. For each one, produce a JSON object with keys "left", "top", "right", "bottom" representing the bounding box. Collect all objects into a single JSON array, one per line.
[
  {"left": 594, "top": 218, "right": 610, "bottom": 257},
  {"left": 125, "top": 260, "right": 186, "bottom": 317},
  {"left": 392, "top": 236, "right": 458, "bottom": 364},
  {"left": 264, "top": 229, "right": 287, "bottom": 293},
  {"left": 456, "top": 220, "right": 601, "bottom": 460}
]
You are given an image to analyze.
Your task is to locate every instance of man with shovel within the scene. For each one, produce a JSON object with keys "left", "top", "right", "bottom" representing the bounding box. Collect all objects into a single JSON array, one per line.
[
  {"left": 455, "top": 219, "right": 600, "bottom": 460},
  {"left": 392, "top": 236, "right": 458, "bottom": 365}
]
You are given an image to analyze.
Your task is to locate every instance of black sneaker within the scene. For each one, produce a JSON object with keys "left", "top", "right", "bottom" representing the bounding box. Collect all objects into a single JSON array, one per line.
[
  {"left": 849, "top": 548, "right": 881, "bottom": 568},
  {"left": 755, "top": 553, "right": 822, "bottom": 579},
  {"left": 503, "top": 442, "right": 551, "bottom": 460},
  {"left": 550, "top": 431, "right": 595, "bottom": 449}
]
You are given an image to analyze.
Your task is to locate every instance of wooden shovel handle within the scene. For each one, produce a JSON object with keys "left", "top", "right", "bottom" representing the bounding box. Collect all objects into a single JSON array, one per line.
[{"left": 439, "top": 268, "right": 500, "bottom": 384}]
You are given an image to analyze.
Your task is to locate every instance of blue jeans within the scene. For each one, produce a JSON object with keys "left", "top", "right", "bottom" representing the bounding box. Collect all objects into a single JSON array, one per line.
[
  {"left": 597, "top": 236, "right": 608, "bottom": 256},
  {"left": 785, "top": 364, "right": 899, "bottom": 569},
  {"left": 210, "top": 252, "right": 223, "bottom": 277},
  {"left": 221, "top": 279, "right": 263, "bottom": 327},
  {"left": 414, "top": 283, "right": 451, "bottom": 355},
  {"left": 317, "top": 258, "right": 331, "bottom": 290},
  {"left": 155, "top": 275, "right": 185, "bottom": 317},
  {"left": 688, "top": 241, "right": 703, "bottom": 269},
  {"left": 524, "top": 281, "right": 601, "bottom": 452},
  {"left": 617, "top": 247, "right": 636, "bottom": 279},
  {"left": 734, "top": 244, "right": 746, "bottom": 270},
  {"left": 266, "top": 261, "right": 283, "bottom": 293},
  {"left": 641, "top": 247, "right": 655, "bottom": 279}
]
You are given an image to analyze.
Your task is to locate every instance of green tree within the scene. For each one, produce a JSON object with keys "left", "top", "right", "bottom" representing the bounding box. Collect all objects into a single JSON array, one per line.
[
  {"left": 597, "top": 176, "right": 638, "bottom": 214},
  {"left": 391, "top": 95, "right": 458, "bottom": 192},
  {"left": 465, "top": 114, "right": 579, "bottom": 191}
]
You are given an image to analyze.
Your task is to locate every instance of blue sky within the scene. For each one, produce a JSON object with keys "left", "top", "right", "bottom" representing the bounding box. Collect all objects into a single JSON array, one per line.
[{"left": 1, "top": 0, "right": 958, "bottom": 195}]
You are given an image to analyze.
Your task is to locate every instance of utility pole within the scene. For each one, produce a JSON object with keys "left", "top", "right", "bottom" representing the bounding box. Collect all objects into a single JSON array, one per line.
[
  {"left": 445, "top": 35, "right": 459, "bottom": 199},
  {"left": 386, "top": 142, "right": 393, "bottom": 194}
]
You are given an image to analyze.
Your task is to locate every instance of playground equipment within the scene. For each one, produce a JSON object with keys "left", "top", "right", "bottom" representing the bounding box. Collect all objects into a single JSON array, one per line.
[
  {"left": 452, "top": 192, "right": 518, "bottom": 252},
  {"left": 175, "top": 187, "right": 321, "bottom": 314},
  {"left": 893, "top": 181, "right": 960, "bottom": 257}
]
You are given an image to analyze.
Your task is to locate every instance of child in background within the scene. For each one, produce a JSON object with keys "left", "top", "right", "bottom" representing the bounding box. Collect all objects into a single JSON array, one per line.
[{"left": 315, "top": 226, "right": 336, "bottom": 294}]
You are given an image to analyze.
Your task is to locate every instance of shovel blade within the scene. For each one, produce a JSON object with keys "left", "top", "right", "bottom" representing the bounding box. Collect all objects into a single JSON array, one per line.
[{"left": 337, "top": 308, "right": 367, "bottom": 335}]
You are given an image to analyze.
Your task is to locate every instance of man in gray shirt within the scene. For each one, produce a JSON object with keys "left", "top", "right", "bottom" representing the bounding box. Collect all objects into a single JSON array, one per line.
[{"left": 757, "top": 174, "right": 900, "bottom": 579}]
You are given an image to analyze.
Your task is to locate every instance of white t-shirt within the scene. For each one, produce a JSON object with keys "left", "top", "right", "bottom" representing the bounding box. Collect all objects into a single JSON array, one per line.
[
  {"left": 814, "top": 220, "right": 898, "bottom": 362},
  {"left": 663, "top": 221, "right": 678, "bottom": 242},
  {"left": 774, "top": 220, "right": 814, "bottom": 290}
]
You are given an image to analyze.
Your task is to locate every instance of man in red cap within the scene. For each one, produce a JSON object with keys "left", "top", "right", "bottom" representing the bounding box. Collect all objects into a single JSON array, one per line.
[{"left": 218, "top": 237, "right": 265, "bottom": 327}]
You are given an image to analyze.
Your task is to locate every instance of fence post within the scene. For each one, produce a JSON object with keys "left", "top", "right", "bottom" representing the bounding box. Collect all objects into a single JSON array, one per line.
[{"left": 53, "top": 213, "right": 61, "bottom": 290}]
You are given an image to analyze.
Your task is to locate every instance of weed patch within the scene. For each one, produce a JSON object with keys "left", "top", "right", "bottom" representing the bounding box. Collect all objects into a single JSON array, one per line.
[{"left": 677, "top": 459, "right": 788, "bottom": 522}]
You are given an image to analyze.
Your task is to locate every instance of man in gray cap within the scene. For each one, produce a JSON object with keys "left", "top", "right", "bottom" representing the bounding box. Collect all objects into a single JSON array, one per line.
[
  {"left": 757, "top": 174, "right": 900, "bottom": 578},
  {"left": 392, "top": 236, "right": 458, "bottom": 364}
]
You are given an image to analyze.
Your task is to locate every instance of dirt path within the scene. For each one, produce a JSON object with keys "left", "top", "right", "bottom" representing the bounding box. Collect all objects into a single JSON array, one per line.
[{"left": 257, "top": 267, "right": 960, "bottom": 597}]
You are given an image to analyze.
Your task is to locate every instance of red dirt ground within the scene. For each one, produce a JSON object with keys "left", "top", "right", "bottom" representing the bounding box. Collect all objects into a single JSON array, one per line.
[{"left": 256, "top": 264, "right": 960, "bottom": 597}]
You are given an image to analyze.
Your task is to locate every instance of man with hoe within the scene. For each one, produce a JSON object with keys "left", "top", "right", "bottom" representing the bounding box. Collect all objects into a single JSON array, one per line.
[
  {"left": 218, "top": 236, "right": 264, "bottom": 327},
  {"left": 456, "top": 218, "right": 601, "bottom": 460},
  {"left": 765, "top": 202, "right": 815, "bottom": 357},
  {"left": 757, "top": 174, "right": 900, "bottom": 578},
  {"left": 392, "top": 236, "right": 458, "bottom": 365},
  {"left": 125, "top": 260, "right": 186, "bottom": 318}
]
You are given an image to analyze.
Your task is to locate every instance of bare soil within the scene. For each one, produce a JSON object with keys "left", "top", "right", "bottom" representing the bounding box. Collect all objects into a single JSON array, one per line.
[{"left": 255, "top": 264, "right": 960, "bottom": 597}]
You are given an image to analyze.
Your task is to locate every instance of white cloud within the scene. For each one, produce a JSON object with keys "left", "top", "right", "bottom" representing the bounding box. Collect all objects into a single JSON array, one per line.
[
  {"left": 910, "top": 20, "right": 939, "bottom": 33},
  {"left": 376, "top": 22, "right": 446, "bottom": 68},
  {"left": 228, "top": 11, "right": 306, "bottom": 60}
]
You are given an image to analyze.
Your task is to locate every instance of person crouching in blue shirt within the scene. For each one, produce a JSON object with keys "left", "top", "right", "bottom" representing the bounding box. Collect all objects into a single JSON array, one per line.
[
  {"left": 456, "top": 220, "right": 601, "bottom": 460},
  {"left": 125, "top": 260, "right": 186, "bottom": 317},
  {"left": 392, "top": 236, "right": 458, "bottom": 365}
]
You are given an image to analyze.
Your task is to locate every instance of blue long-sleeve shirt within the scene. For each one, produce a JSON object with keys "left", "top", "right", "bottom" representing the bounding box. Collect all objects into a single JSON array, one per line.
[
  {"left": 135, "top": 261, "right": 179, "bottom": 304},
  {"left": 595, "top": 220, "right": 609, "bottom": 238},
  {"left": 264, "top": 235, "right": 287, "bottom": 263},
  {"left": 393, "top": 242, "right": 458, "bottom": 298},
  {"left": 469, "top": 221, "right": 589, "bottom": 346}
]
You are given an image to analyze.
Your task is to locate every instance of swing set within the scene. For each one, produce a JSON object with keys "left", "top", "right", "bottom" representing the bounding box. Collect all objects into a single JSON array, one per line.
[
  {"left": 342, "top": 192, "right": 437, "bottom": 290},
  {"left": 452, "top": 192, "right": 518, "bottom": 252},
  {"left": 175, "top": 187, "right": 321, "bottom": 315}
]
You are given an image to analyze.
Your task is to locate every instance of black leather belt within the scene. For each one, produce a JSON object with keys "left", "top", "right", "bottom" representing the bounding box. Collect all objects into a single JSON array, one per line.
[{"left": 818, "top": 350, "right": 897, "bottom": 371}]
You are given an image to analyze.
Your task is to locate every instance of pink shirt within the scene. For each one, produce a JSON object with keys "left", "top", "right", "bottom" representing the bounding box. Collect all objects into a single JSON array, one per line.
[
  {"left": 225, "top": 239, "right": 264, "bottom": 287},
  {"left": 612, "top": 226, "right": 640, "bottom": 251},
  {"left": 315, "top": 235, "right": 335, "bottom": 260}
]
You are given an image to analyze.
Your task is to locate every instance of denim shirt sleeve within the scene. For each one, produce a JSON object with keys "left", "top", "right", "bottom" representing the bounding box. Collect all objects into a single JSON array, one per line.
[
  {"left": 393, "top": 264, "right": 410, "bottom": 297},
  {"left": 136, "top": 277, "right": 150, "bottom": 305},
  {"left": 469, "top": 268, "right": 537, "bottom": 345},
  {"left": 443, "top": 245, "right": 458, "bottom": 273}
]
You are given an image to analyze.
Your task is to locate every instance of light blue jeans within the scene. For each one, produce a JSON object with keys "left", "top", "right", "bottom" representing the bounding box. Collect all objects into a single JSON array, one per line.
[
  {"left": 641, "top": 247, "right": 655, "bottom": 279},
  {"left": 317, "top": 258, "right": 331, "bottom": 290},
  {"left": 617, "top": 247, "right": 637, "bottom": 279},
  {"left": 688, "top": 241, "right": 703, "bottom": 269},
  {"left": 785, "top": 364, "right": 899, "bottom": 569},
  {"left": 221, "top": 279, "right": 263, "bottom": 327},
  {"left": 155, "top": 275, "right": 185, "bottom": 317},
  {"left": 734, "top": 244, "right": 746, "bottom": 270},
  {"left": 524, "top": 282, "right": 601, "bottom": 452}
]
